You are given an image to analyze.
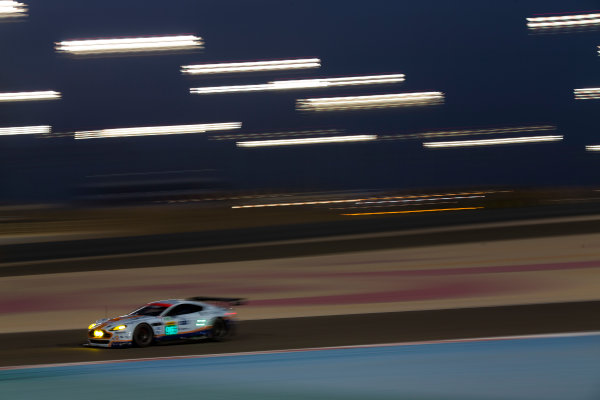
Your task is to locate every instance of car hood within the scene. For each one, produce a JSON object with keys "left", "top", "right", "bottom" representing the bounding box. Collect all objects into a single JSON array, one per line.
[{"left": 94, "top": 314, "right": 156, "bottom": 330}]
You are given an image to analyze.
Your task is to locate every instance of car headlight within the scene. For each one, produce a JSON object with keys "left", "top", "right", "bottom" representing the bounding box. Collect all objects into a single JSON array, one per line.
[
  {"left": 88, "top": 323, "right": 97, "bottom": 329},
  {"left": 110, "top": 325, "right": 127, "bottom": 331},
  {"left": 93, "top": 329, "right": 104, "bottom": 338}
]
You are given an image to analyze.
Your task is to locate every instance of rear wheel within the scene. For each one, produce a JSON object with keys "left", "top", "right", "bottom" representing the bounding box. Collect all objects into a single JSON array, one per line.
[
  {"left": 209, "top": 318, "right": 230, "bottom": 341},
  {"left": 132, "top": 324, "right": 154, "bottom": 347}
]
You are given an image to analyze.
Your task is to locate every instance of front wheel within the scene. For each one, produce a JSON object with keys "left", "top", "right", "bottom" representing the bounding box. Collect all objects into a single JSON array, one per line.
[{"left": 132, "top": 324, "right": 154, "bottom": 347}]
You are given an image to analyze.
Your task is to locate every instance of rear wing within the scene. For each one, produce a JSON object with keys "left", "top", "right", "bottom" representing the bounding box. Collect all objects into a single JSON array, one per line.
[{"left": 187, "top": 296, "right": 246, "bottom": 306}]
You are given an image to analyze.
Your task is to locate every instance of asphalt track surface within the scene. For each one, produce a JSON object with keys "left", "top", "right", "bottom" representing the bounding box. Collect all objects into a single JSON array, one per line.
[
  {"left": 1, "top": 301, "right": 599, "bottom": 368},
  {"left": 3, "top": 202, "right": 600, "bottom": 266},
  {"left": 2, "top": 215, "right": 600, "bottom": 277}
]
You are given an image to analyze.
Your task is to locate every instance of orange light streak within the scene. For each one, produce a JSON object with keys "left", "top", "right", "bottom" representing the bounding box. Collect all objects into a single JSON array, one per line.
[{"left": 341, "top": 207, "right": 484, "bottom": 216}]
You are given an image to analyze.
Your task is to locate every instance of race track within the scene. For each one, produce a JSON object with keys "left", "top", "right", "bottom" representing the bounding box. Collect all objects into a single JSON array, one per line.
[
  {"left": 1, "top": 214, "right": 599, "bottom": 370},
  {"left": 1, "top": 301, "right": 599, "bottom": 368}
]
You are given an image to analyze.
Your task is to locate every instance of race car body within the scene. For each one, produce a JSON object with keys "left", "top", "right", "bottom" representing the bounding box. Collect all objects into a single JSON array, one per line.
[{"left": 86, "top": 297, "right": 243, "bottom": 348}]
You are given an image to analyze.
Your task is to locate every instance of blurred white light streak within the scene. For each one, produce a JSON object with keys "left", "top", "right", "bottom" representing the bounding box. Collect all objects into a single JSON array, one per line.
[
  {"left": 56, "top": 35, "right": 203, "bottom": 54},
  {"left": 379, "top": 125, "right": 556, "bottom": 141},
  {"left": 182, "top": 58, "right": 321, "bottom": 75},
  {"left": 75, "top": 122, "right": 241, "bottom": 139},
  {"left": 424, "top": 135, "right": 563, "bottom": 148},
  {"left": 358, "top": 195, "right": 484, "bottom": 205},
  {"left": 415, "top": 125, "right": 555, "bottom": 138},
  {"left": 234, "top": 198, "right": 369, "bottom": 208},
  {"left": 237, "top": 134, "right": 376, "bottom": 148},
  {"left": 232, "top": 193, "right": 485, "bottom": 209},
  {"left": 0, "top": 91, "right": 60, "bottom": 102},
  {"left": 212, "top": 129, "right": 343, "bottom": 141},
  {"left": 527, "top": 13, "right": 600, "bottom": 29},
  {"left": 0, "top": 125, "right": 50, "bottom": 135},
  {"left": 586, "top": 145, "right": 600, "bottom": 151},
  {"left": 0, "top": 1, "right": 27, "bottom": 17},
  {"left": 574, "top": 88, "right": 600, "bottom": 100},
  {"left": 190, "top": 74, "right": 405, "bottom": 94},
  {"left": 296, "top": 92, "right": 444, "bottom": 111}
]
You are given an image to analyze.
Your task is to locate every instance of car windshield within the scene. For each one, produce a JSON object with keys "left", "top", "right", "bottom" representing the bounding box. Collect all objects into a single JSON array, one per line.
[{"left": 129, "top": 305, "right": 168, "bottom": 316}]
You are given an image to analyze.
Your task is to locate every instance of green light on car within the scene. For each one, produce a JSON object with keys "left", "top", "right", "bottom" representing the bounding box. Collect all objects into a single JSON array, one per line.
[
  {"left": 165, "top": 325, "right": 178, "bottom": 335},
  {"left": 196, "top": 319, "right": 206, "bottom": 327}
]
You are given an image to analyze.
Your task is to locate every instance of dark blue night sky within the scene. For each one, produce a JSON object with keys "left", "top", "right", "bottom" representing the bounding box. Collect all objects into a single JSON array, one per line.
[{"left": 1, "top": 0, "right": 599, "bottom": 202}]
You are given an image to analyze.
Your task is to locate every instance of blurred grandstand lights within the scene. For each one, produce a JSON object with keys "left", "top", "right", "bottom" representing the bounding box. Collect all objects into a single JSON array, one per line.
[
  {"left": 190, "top": 74, "right": 405, "bottom": 94},
  {"left": 0, "top": 90, "right": 60, "bottom": 102},
  {"left": 586, "top": 145, "right": 600, "bottom": 151},
  {"left": 55, "top": 35, "right": 203, "bottom": 54},
  {"left": 423, "top": 135, "right": 563, "bottom": 148},
  {"left": 182, "top": 58, "right": 321, "bottom": 75},
  {"left": 574, "top": 88, "right": 600, "bottom": 100},
  {"left": 0, "top": 1, "right": 27, "bottom": 18},
  {"left": 527, "top": 13, "right": 600, "bottom": 30},
  {"left": 236, "top": 134, "right": 377, "bottom": 147},
  {"left": 0, "top": 125, "right": 50, "bottom": 135},
  {"left": 75, "top": 122, "right": 241, "bottom": 139},
  {"left": 296, "top": 92, "right": 444, "bottom": 111}
]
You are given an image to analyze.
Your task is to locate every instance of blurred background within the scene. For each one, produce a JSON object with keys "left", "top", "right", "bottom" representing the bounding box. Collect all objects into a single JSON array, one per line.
[
  {"left": 0, "top": 0, "right": 599, "bottom": 236},
  {"left": 0, "top": 0, "right": 598, "bottom": 200},
  {"left": 2, "top": 2, "right": 600, "bottom": 399}
]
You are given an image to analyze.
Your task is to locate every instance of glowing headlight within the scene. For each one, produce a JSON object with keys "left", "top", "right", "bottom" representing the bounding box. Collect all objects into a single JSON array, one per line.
[
  {"left": 93, "top": 329, "right": 104, "bottom": 338},
  {"left": 88, "top": 323, "right": 97, "bottom": 329},
  {"left": 111, "top": 325, "right": 127, "bottom": 331}
]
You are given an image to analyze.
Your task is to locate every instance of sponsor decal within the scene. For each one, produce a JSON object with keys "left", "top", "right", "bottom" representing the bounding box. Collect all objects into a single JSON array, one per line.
[
  {"left": 165, "top": 325, "right": 178, "bottom": 335},
  {"left": 165, "top": 321, "right": 178, "bottom": 335}
]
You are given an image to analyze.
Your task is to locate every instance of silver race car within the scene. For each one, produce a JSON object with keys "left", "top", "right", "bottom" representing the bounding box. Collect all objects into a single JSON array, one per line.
[{"left": 86, "top": 297, "right": 244, "bottom": 348}]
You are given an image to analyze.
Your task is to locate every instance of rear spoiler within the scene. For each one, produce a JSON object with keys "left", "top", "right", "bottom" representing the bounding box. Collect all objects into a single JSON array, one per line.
[{"left": 187, "top": 296, "right": 246, "bottom": 306}]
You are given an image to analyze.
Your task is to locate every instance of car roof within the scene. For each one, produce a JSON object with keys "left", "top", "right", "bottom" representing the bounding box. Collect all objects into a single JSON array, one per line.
[
  {"left": 147, "top": 299, "right": 203, "bottom": 307},
  {"left": 148, "top": 299, "right": 183, "bottom": 306}
]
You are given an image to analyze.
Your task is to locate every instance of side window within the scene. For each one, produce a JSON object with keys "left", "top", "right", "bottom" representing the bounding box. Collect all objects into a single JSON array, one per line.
[
  {"left": 165, "top": 305, "right": 188, "bottom": 317},
  {"left": 187, "top": 304, "right": 204, "bottom": 313},
  {"left": 165, "top": 304, "right": 203, "bottom": 317}
]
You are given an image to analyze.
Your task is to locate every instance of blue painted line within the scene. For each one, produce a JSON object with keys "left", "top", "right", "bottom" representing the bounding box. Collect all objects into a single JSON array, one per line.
[{"left": 1, "top": 333, "right": 599, "bottom": 400}]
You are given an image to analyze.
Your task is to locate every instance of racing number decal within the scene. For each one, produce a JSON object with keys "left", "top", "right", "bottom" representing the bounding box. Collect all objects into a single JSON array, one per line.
[{"left": 165, "top": 321, "right": 178, "bottom": 335}]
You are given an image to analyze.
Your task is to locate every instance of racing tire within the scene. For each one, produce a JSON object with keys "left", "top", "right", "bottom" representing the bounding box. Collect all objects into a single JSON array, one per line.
[
  {"left": 132, "top": 323, "right": 154, "bottom": 347},
  {"left": 209, "top": 318, "right": 230, "bottom": 342}
]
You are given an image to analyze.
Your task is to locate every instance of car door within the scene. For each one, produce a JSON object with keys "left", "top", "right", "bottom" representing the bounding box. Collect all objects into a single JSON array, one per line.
[{"left": 162, "top": 304, "right": 204, "bottom": 338}]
